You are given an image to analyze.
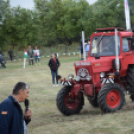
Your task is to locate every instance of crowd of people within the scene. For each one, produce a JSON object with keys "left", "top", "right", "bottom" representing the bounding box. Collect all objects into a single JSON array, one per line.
[
  {"left": 0, "top": 42, "right": 90, "bottom": 87},
  {"left": 0, "top": 44, "right": 61, "bottom": 88}
]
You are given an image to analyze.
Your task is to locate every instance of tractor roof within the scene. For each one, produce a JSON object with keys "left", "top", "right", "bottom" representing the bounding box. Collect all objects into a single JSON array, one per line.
[{"left": 96, "top": 27, "right": 125, "bottom": 32}]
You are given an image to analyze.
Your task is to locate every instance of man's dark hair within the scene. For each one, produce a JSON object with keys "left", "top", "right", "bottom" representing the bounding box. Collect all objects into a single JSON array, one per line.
[
  {"left": 12, "top": 82, "right": 30, "bottom": 95},
  {"left": 85, "top": 39, "right": 88, "bottom": 43}
]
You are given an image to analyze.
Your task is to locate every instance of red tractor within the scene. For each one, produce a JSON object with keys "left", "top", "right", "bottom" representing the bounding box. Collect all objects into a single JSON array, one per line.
[{"left": 56, "top": 27, "right": 134, "bottom": 116}]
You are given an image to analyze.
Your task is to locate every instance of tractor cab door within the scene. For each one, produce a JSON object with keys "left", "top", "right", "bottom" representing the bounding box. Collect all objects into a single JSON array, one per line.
[{"left": 121, "top": 37, "right": 134, "bottom": 70}]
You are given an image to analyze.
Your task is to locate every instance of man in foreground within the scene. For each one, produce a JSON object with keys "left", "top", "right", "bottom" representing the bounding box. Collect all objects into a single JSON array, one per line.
[{"left": 0, "top": 82, "right": 32, "bottom": 134}]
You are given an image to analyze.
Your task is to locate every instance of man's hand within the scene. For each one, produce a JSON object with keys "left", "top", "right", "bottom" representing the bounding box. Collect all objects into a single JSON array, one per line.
[{"left": 24, "top": 108, "right": 32, "bottom": 120}]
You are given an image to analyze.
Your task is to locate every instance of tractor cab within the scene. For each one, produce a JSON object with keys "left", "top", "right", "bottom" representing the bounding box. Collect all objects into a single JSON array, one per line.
[
  {"left": 90, "top": 34, "right": 119, "bottom": 57},
  {"left": 89, "top": 27, "right": 134, "bottom": 58}
]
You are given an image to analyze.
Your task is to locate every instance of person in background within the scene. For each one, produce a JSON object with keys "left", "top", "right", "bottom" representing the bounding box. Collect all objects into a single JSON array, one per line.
[
  {"left": 48, "top": 53, "right": 60, "bottom": 87},
  {"left": 27, "top": 45, "right": 34, "bottom": 65},
  {"left": 79, "top": 41, "right": 83, "bottom": 60},
  {"left": 85, "top": 39, "right": 90, "bottom": 58},
  {"left": 33, "top": 46, "right": 40, "bottom": 65},
  {"left": 0, "top": 82, "right": 32, "bottom": 134},
  {"left": 8, "top": 49, "right": 13, "bottom": 61},
  {"left": 0, "top": 51, "right": 6, "bottom": 68}
]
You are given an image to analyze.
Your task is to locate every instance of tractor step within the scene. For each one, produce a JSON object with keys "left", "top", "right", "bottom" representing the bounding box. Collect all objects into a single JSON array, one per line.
[{"left": 120, "top": 77, "right": 127, "bottom": 82}]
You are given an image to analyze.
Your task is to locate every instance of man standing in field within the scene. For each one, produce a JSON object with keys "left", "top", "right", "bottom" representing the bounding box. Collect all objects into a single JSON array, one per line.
[
  {"left": 8, "top": 49, "right": 14, "bottom": 61},
  {"left": 0, "top": 82, "right": 32, "bottom": 134},
  {"left": 85, "top": 39, "right": 90, "bottom": 58},
  {"left": 27, "top": 45, "right": 34, "bottom": 65}
]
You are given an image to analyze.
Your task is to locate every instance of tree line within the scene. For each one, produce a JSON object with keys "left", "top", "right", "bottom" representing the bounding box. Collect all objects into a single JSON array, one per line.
[{"left": 0, "top": 0, "right": 134, "bottom": 51}]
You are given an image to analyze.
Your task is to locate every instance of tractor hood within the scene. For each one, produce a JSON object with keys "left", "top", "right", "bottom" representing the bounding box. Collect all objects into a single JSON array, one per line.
[
  {"left": 74, "top": 57, "right": 115, "bottom": 81},
  {"left": 88, "top": 57, "right": 114, "bottom": 73}
]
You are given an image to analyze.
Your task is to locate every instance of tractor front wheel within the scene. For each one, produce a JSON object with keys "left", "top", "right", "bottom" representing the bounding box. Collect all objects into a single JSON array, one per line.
[
  {"left": 88, "top": 94, "right": 98, "bottom": 108},
  {"left": 56, "top": 86, "right": 84, "bottom": 116},
  {"left": 98, "top": 83, "right": 125, "bottom": 113}
]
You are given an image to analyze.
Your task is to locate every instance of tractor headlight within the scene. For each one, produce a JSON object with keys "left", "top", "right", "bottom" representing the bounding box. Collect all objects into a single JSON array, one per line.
[
  {"left": 100, "top": 72, "right": 105, "bottom": 78},
  {"left": 87, "top": 76, "right": 92, "bottom": 81},
  {"left": 75, "top": 76, "right": 81, "bottom": 82},
  {"left": 68, "top": 74, "right": 74, "bottom": 79}
]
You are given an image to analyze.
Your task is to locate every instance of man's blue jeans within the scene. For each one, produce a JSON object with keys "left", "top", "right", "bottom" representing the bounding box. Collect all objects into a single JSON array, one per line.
[{"left": 51, "top": 70, "right": 58, "bottom": 84}]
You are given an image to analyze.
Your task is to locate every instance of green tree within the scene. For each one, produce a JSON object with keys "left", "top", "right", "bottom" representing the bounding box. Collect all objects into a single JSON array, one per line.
[
  {"left": 34, "top": 0, "right": 92, "bottom": 52},
  {"left": 34, "top": 0, "right": 64, "bottom": 47},
  {"left": 129, "top": 0, "right": 134, "bottom": 26},
  {"left": 2, "top": 7, "right": 39, "bottom": 49},
  {"left": 91, "top": 0, "right": 125, "bottom": 29},
  {"left": 0, "top": 0, "right": 10, "bottom": 50}
]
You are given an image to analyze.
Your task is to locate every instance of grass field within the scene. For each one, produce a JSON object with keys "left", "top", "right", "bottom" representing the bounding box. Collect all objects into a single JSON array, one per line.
[{"left": 1, "top": 56, "right": 134, "bottom": 134}]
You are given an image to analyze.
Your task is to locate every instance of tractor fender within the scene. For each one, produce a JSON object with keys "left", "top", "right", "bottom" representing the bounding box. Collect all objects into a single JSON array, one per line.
[
  {"left": 71, "top": 84, "right": 81, "bottom": 97},
  {"left": 83, "top": 84, "right": 94, "bottom": 97}
]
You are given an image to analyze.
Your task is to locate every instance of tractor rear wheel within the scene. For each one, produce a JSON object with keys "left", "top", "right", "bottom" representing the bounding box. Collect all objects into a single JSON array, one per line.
[
  {"left": 98, "top": 83, "right": 125, "bottom": 113},
  {"left": 56, "top": 86, "right": 84, "bottom": 116},
  {"left": 126, "top": 65, "right": 134, "bottom": 101},
  {"left": 88, "top": 94, "right": 98, "bottom": 107}
]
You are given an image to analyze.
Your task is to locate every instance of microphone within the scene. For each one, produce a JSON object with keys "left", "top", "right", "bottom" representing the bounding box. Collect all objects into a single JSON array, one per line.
[{"left": 24, "top": 99, "right": 29, "bottom": 112}]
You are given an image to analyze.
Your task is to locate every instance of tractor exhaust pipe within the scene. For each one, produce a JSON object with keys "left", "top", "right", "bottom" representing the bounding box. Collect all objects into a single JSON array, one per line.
[{"left": 115, "top": 28, "right": 120, "bottom": 76}]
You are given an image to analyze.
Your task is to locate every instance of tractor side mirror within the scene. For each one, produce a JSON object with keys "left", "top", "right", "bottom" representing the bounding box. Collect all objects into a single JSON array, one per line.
[
  {"left": 131, "top": 38, "right": 134, "bottom": 51},
  {"left": 95, "top": 53, "right": 100, "bottom": 59},
  {"left": 127, "top": 37, "right": 134, "bottom": 51}
]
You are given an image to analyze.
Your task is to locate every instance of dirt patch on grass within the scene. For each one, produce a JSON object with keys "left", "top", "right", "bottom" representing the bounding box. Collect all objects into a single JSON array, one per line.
[{"left": 122, "top": 101, "right": 134, "bottom": 111}]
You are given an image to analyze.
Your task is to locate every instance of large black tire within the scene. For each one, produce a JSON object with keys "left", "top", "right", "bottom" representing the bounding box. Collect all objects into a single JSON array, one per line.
[
  {"left": 88, "top": 94, "right": 98, "bottom": 108},
  {"left": 98, "top": 83, "right": 125, "bottom": 113},
  {"left": 126, "top": 65, "right": 134, "bottom": 101},
  {"left": 56, "top": 86, "right": 84, "bottom": 116}
]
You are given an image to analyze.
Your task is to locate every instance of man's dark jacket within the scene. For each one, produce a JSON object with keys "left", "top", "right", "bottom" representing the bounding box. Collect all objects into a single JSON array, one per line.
[
  {"left": 0, "top": 95, "right": 30, "bottom": 134},
  {"left": 27, "top": 49, "right": 34, "bottom": 58},
  {"left": 48, "top": 58, "right": 60, "bottom": 71}
]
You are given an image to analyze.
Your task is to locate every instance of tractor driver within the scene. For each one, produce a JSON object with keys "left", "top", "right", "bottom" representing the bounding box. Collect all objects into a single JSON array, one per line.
[{"left": 102, "top": 37, "right": 115, "bottom": 54}]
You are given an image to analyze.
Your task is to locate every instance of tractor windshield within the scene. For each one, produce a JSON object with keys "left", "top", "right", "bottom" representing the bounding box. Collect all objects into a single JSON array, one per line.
[{"left": 90, "top": 36, "right": 120, "bottom": 56}]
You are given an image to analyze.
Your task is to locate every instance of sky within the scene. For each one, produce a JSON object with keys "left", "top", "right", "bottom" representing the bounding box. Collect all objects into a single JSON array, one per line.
[{"left": 10, "top": 0, "right": 98, "bottom": 9}]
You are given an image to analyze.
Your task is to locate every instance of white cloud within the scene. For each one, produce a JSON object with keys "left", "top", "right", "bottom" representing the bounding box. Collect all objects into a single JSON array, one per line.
[
  {"left": 10, "top": 0, "right": 97, "bottom": 9},
  {"left": 10, "top": 0, "right": 35, "bottom": 9},
  {"left": 87, "top": 0, "right": 97, "bottom": 4}
]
